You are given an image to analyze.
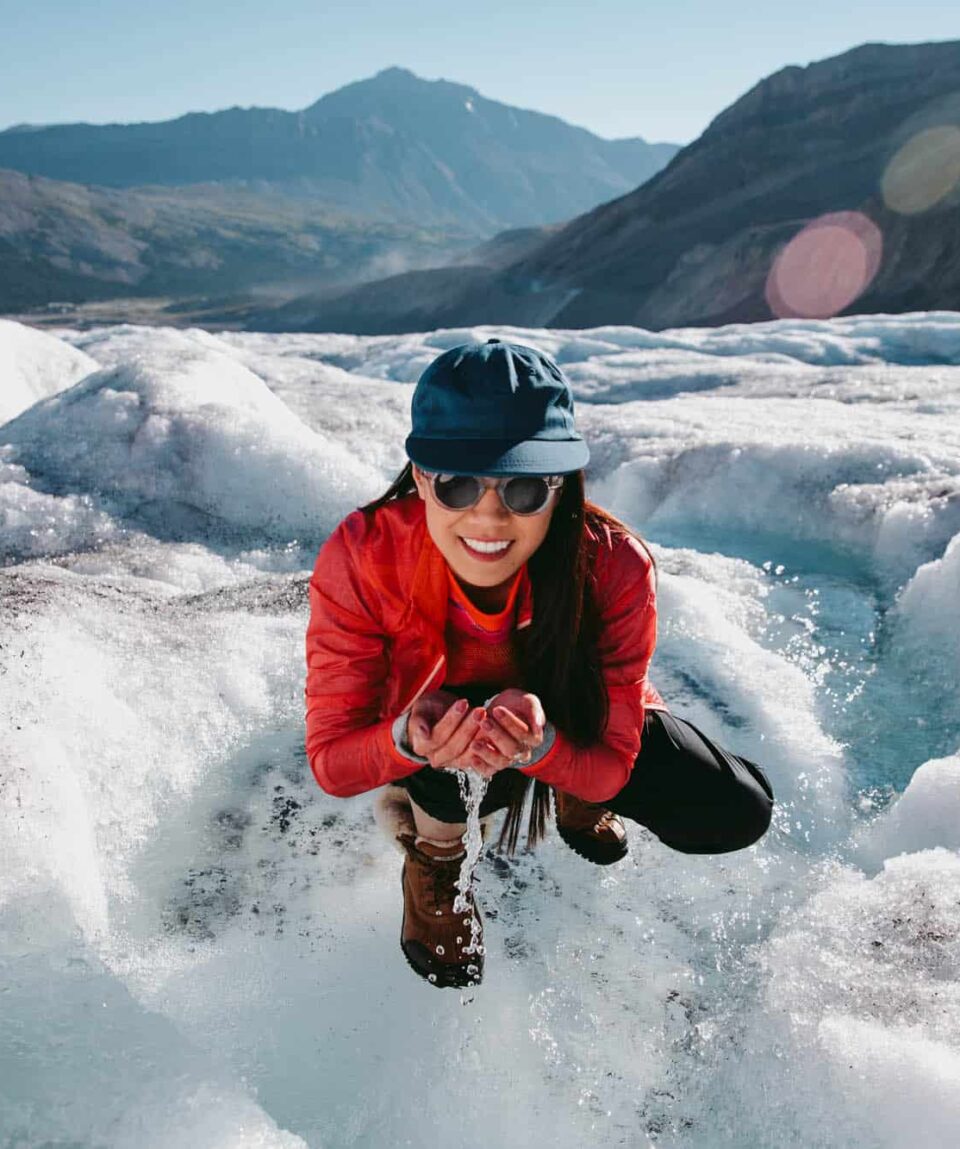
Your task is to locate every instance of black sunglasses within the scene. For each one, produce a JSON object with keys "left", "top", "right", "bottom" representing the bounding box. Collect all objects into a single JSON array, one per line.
[{"left": 425, "top": 472, "right": 563, "bottom": 515}]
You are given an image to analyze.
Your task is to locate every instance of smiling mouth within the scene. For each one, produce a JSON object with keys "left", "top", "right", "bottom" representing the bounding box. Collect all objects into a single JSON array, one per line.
[{"left": 459, "top": 537, "right": 513, "bottom": 559}]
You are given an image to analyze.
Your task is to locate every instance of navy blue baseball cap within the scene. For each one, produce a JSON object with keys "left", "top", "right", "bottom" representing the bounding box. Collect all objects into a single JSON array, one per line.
[{"left": 405, "top": 339, "right": 589, "bottom": 476}]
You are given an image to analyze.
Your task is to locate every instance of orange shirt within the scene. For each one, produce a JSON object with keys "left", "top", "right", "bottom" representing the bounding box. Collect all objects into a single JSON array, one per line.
[{"left": 443, "top": 566, "right": 524, "bottom": 694}]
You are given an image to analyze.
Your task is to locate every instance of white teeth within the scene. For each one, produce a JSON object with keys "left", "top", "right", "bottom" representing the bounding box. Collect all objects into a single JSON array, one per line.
[{"left": 462, "top": 538, "right": 511, "bottom": 554}]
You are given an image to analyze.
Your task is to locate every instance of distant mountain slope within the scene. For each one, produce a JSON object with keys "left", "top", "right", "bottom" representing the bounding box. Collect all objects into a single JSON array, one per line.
[
  {"left": 0, "top": 169, "right": 466, "bottom": 313},
  {"left": 268, "top": 41, "right": 960, "bottom": 334},
  {"left": 0, "top": 68, "right": 678, "bottom": 233},
  {"left": 250, "top": 223, "right": 561, "bottom": 335}
]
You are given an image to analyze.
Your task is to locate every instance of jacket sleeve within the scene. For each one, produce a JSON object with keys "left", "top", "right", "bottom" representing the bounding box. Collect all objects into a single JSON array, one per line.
[
  {"left": 518, "top": 533, "right": 657, "bottom": 803},
  {"left": 304, "top": 518, "right": 423, "bottom": 797}
]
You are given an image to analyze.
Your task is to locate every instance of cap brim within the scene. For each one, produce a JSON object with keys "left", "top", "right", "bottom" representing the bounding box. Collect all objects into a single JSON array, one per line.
[{"left": 405, "top": 436, "right": 589, "bottom": 476}]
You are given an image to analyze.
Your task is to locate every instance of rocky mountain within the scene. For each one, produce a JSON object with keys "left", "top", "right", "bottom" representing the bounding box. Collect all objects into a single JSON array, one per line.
[
  {"left": 0, "top": 68, "right": 677, "bottom": 234},
  {"left": 265, "top": 41, "right": 960, "bottom": 334}
]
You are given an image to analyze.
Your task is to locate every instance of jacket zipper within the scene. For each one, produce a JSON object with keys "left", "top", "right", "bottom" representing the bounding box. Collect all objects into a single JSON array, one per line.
[{"left": 400, "top": 653, "right": 445, "bottom": 714}]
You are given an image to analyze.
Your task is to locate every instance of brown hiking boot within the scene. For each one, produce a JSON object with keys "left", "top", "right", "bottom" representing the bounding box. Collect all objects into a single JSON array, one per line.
[
  {"left": 399, "top": 836, "right": 484, "bottom": 989},
  {"left": 554, "top": 789, "right": 628, "bottom": 865}
]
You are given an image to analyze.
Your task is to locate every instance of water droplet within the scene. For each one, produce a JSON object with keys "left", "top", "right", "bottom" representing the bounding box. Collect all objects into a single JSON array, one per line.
[
  {"left": 435, "top": 945, "right": 445, "bottom": 955},
  {"left": 428, "top": 973, "right": 437, "bottom": 983},
  {"left": 456, "top": 936, "right": 462, "bottom": 944}
]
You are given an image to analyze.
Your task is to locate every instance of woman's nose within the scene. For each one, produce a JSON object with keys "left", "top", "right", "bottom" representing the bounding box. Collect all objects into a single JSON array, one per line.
[{"left": 474, "top": 485, "right": 509, "bottom": 516}]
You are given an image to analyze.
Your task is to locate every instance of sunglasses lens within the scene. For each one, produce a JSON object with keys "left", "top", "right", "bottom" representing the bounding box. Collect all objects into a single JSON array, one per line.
[
  {"left": 433, "top": 474, "right": 482, "bottom": 509},
  {"left": 430, "top": 473, "right": 559, "bottom": 514},
  {"left": 501, "top": 477, "right": 552, "bottom": 514}
]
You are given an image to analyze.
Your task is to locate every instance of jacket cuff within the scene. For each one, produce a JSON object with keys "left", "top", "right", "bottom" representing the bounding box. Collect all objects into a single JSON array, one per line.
[
  {"left": 523, "top": 720, "right": 556, "bottom": 766},
  {"left": 390, "top": 711, "right": 430, "bottom": 765},
  {"left": 517, "top": 720, "right": 558, "bottom": 771}
]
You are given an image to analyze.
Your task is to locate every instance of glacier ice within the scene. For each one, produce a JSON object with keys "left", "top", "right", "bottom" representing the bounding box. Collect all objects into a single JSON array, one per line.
[{"left": 2, "top": 314, "right": 959, "bottom": 1148}]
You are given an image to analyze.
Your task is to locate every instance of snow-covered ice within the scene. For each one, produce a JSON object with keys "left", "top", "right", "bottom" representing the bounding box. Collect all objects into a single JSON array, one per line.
[
  {"left": 0, "top": 318, "right": 97, "bottom": 424},
  {"left": 2, "top": 312, "right": 960, "bottom": 1148}
]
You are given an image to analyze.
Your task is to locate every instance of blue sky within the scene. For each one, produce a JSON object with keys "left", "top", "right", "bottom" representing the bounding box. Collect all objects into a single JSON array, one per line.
[{"left": 0, "top": 1, "right": 957, "bottom": 143}]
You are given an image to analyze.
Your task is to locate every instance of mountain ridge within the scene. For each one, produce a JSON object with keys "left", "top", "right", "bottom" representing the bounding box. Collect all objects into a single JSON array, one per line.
[
  {"left": 0, "top": 68, "right": 677, "bottom": 233},
  {"left": 0, "top": 68, "right": 679, "bottom": 316}
]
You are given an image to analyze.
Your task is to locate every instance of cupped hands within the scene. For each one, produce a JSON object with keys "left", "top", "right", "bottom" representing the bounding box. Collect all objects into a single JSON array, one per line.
[{"left": 407, "top": 687, "right": 546, "bottom": 778}]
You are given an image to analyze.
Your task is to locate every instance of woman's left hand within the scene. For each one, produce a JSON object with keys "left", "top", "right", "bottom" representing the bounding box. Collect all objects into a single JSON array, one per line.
[{"left": 467, "top": 688, "right": 545, "bottom": 779}]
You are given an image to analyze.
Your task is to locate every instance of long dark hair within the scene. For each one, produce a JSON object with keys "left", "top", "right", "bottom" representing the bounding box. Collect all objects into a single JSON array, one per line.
[{"left": 361, "top": 463, "right": 654, "bottom": 853}]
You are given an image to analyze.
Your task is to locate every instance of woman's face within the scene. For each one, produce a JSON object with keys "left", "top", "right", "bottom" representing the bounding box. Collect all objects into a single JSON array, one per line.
[{"left": 412, "top": 466, "right": 558, "bottom": 593}]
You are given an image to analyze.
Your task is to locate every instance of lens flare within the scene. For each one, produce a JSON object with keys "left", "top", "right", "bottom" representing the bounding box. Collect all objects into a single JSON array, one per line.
[
  {"left": 765, "top": 212, "right": 883, "bottom": 320},
  {"left": 882, "top": 125, "right": 960, "bottom": 215}
]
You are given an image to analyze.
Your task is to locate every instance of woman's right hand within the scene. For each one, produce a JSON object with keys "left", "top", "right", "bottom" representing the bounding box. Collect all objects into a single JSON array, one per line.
[{"left": 406, "top": 690, "right": 487, "bottom": 771}]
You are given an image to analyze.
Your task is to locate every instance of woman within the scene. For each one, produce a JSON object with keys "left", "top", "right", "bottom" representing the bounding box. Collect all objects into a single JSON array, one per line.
[{"left": 305, "top": 338, "right": 774, "bottom": 989}]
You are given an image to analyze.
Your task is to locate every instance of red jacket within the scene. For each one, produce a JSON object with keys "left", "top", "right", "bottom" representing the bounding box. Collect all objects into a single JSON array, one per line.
[{"left": 305, "top": 493, "right": 664, "bottom": 803}]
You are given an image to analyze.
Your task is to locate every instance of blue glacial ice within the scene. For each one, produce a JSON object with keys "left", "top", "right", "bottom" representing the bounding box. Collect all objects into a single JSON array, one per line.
[{"left": 1, "top": 313, "right": 959, "bottom": 1148}]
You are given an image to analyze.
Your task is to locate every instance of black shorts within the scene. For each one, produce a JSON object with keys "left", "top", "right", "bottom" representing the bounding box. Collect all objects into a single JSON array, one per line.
[{"left": 396, "top": 709, "right": 774, "bottom": 855}]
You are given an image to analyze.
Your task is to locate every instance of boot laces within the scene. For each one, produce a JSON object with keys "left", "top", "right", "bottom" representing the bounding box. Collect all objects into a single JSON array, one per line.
[
  {"left": 423, "top": 850, "right": 465, "bottom": 915},
  {"left": 595, "top": 810, "right": 615, "bottom": 832}
]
